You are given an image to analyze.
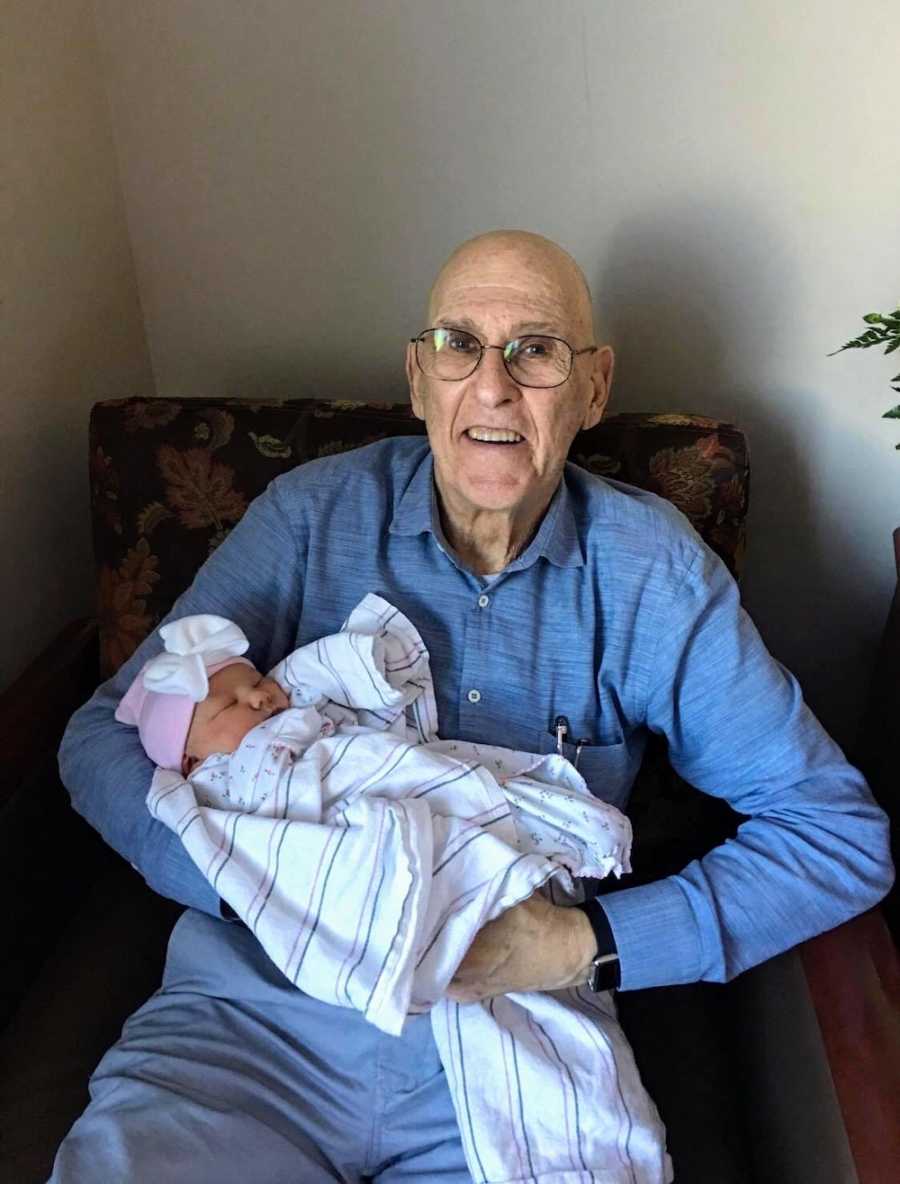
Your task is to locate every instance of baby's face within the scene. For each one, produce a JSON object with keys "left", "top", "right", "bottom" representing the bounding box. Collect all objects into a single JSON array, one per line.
[{"left": 183, "top": 662, "right": 289, "bottom": 771}]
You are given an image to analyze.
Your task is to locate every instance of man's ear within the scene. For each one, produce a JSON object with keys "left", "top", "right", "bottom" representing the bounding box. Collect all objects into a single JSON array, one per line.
[
  {"left": 582, "top": 345, "right": 614, "bottom": 432},
  {"left": 406, "top": 342, "right": 426, "bottom": 422}
]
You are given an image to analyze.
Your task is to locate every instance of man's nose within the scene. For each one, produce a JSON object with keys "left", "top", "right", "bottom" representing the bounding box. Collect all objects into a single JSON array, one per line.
[{"left": 469, "top": 347, "right": 521, "bottom": 406}]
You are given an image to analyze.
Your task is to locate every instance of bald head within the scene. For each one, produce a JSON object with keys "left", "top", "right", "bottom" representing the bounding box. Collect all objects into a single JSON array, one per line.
[
  {"left": 407, "top": 228, "right": 614, "bottom": 555},
  {"left": 427, "top": 230, "right": 595, "bottom": 343}
]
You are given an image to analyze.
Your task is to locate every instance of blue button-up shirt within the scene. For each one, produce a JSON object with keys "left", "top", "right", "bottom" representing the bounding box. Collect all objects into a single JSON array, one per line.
[{"left": 60, "top": 437, "right": 893, "bottom": 990}]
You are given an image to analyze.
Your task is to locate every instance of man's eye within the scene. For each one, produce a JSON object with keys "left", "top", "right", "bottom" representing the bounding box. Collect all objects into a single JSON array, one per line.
[
  {"left": 519, "top": 340, "right": 549, "bottom": 358},
  {"left": 447, "top": 333, "right": 477, "bottom": 354}
]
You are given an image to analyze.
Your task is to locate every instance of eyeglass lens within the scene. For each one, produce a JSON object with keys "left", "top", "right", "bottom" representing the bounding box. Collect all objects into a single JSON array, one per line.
[{"left": 416, "top": 328, "right": 572, "bottom": 388}]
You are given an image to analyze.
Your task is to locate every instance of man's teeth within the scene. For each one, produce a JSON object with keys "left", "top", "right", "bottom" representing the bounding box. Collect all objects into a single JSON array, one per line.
[{"left": 466, "top": 428, "right": 524, "bottom": 443}]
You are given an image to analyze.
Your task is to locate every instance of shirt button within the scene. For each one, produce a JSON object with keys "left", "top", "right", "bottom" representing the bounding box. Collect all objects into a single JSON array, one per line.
[
  {"left": 477, "top": 594, "right": 490, "bottom": 608},
  {"left": 467, "top": 688, "right": 482, "bottom": 704}
]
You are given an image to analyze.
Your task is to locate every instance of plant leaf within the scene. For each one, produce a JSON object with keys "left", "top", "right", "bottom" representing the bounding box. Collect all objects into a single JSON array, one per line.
[
  {"left": 885, "top": 337, "right": 900, "bottom": 354},
  {"left": 863, "top": 313, "right": 884, "bottom": 323},
  {"left": 829, "top": 331, "right": 883, "bottom": 354},
  {"left": 882, "top": 405, "right": 900, "bottom": 419}
]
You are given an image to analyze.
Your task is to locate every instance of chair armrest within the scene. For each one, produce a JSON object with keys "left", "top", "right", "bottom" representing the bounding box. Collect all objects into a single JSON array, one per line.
[
  {"left": 0, "top": 861, "right": 181, "bottom": 1182},
  {"left": 855, "top": 542, "right": 900, "bottom": 940},
  {"left": 0, "top": 619, "right": 104, "bottom": 1025},
  {"left": 0, "top": 618, "right": 99, "bottom": 810},
  {"left": 799, "top": 910, "right": 900, "bottom": 1184}
]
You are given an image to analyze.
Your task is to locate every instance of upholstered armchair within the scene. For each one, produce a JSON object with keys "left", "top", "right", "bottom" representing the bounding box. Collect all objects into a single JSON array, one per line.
[{"left": 1, "top": 399, "right": 895, "bottom": 1183}]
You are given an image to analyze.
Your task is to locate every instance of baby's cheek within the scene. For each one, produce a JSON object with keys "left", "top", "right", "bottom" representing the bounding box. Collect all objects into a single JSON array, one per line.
[
  {"left": 233, "top": 709, "right": 266, "bottom": 747},
  {"left": 209, "top": 713, "right": 250, "bottom": 755}
]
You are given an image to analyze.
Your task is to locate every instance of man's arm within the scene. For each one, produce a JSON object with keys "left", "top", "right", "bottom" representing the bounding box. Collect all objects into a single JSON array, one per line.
[
  {"left": 452, "top": 544, "right": 893, "bottom": 999},
  {"left": 59, "top": 479, "right": 305, "bottom": 913},
  {"left": 598, "top": 544, "right": 893, "bottom": 990}
]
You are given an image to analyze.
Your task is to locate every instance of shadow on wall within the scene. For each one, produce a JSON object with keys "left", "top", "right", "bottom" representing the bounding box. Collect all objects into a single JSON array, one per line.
[
  {"left": 594, "top": 194, "right": 817, "bottom": 582},
  {"left": 596, "top": 196, "right": 792, "bottom": 418},
  {"left": 593, "top": 197, "right": 878, "bottom": 747},
  {"left": 220, "top": 349, "right": 404, "bottom": 404}
]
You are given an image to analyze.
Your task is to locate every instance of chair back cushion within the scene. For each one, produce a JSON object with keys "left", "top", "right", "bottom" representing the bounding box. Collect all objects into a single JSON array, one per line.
[{"left": 90, "top": 399, "right": 749, "bottom": 678}]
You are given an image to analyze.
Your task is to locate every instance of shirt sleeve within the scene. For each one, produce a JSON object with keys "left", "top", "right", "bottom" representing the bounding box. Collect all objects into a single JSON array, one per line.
[
  {"left": 596, "top": 543, "right": 894, "bottom": 991},
  {"left": 58, "top": 478, "right": 306, "bottom": 914}
]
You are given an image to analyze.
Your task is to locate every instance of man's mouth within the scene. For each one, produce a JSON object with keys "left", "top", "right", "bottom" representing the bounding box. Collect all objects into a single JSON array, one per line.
[{"left": 464, "top": 427, "right": 525, "bottom": 445}]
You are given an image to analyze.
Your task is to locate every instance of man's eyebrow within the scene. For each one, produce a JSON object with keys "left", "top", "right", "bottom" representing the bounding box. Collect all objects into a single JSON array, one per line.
[
  {"left": 512, "top": 321, "right": 567, "bottom": 337},
  {"left": 433, "top": 316, "right": 479, "bottom": 333},
  {"left": 432, "top": 316, "right": 568, "bottom": 338}
]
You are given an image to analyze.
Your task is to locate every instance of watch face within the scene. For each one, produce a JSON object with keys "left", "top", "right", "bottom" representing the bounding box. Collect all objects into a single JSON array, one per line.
[{"left": 588, "top": 954, "right": 620, "bottom": 993}]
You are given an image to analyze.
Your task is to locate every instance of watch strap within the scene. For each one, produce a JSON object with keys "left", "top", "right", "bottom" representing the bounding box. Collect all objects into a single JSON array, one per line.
[
  {"left": 587, "top": 951, "right": 621, "bottom": 992},
  {"left": 578, "top": 897, "right": 621, "bottom": 991}
]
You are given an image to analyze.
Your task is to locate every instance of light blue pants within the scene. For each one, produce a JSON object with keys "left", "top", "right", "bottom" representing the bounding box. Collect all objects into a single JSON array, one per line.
[{"left": 50, "top": 910, "right": 471, "bottom": 1182}]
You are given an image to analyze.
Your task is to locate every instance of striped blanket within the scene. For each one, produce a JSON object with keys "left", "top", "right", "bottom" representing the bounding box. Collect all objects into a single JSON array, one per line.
[{"left": 148, "top": 594, "right": 671, "bottom": 1184}]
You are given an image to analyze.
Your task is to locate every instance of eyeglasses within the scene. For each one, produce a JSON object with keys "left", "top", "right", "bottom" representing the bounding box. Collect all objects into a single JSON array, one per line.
[{"left": 410, "top": 327, "right": 597, "bottom": 389}]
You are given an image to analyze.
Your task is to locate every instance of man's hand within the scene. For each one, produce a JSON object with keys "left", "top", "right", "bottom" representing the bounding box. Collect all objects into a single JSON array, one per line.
[{"left": 446, "top": 894, "right": 598, "bottom": 1003}]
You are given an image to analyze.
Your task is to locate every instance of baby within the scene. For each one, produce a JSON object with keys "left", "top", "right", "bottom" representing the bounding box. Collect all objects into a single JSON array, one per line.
[
  {"left": 114, "top": 602, "right": 634, "bottom": 973},
  {"left": 114, "top": 602, "right": 668, "bottom": 1183},
  {"left": 114, "top": 615, "right": 292, "bottom": 779}
]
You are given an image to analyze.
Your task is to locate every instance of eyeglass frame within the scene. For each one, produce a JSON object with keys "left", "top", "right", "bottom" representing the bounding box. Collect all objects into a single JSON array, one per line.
[{"left": 409, "top": 327, "right": 599, "bottom": 390}]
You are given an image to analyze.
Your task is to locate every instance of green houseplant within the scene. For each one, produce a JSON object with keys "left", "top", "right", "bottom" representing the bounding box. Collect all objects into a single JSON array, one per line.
[
  {"left": 830, "top": 306, "right": 900, "bottom": 445},
  {"left": 832, "top": 307, "right": 900, "bottom": 941}
]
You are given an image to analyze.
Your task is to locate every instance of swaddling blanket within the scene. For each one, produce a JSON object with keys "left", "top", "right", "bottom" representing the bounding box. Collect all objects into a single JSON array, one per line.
[{"left": 148, "top": 595, "right": 671, "bottom": 1184}]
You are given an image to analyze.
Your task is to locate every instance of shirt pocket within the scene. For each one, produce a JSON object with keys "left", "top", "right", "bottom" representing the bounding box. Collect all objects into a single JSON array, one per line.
[{"left": 536, "top": 728, "right": 632, "bottom": 810}]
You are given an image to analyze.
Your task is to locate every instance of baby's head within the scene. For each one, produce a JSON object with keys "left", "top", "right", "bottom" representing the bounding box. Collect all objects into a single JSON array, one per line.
[
  {"left": 181, "top": 661, "right": 288, "bottom": 773},
  {"left": 115, "top": 615, "right": 288, "bottom": 775}
]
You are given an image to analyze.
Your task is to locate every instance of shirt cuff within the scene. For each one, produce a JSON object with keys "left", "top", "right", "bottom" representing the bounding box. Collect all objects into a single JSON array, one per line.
[{"left": 595, "top": 878, "right": 703, "bottom": 990}]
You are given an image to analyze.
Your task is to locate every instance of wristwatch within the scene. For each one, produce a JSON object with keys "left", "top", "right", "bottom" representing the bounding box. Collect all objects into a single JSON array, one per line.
[
  {"left": 578, "top": 897, "right": 621, "bottom": 992},
  {"left": 587, "top": 949, "right": 621, "bottom": 993}
]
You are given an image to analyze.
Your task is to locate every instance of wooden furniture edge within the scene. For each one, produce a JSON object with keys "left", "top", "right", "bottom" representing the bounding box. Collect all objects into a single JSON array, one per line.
[
  {"left": 0, "top": 618, "right": 99, "bottom": 809},
  {"left": 799, "top": 910, "right": 900, "bottom": 1183}
]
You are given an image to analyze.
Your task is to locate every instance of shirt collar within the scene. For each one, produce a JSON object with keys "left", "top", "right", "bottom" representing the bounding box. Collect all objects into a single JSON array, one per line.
[{"left": 389, "top": 448, "right": 584, "bottom": 570}]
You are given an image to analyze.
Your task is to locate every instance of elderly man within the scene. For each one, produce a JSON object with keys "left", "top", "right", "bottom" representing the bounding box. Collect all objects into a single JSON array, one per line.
[{"left": 52, "top": 231, "right": 892, "bottom": 1183}]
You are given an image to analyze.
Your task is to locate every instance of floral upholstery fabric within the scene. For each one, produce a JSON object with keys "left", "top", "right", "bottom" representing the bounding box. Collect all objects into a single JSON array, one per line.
[{"left": 90, "top": 398, "right": 749, "bottom": 681}]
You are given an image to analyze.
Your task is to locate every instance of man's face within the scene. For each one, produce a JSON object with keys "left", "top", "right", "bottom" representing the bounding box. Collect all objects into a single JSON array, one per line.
[
  {"left": 183, "top": 662, "right": 289, "bottom": 771},
  {"left": 406, "top": 238, "right": 613, "bottom": 522}
]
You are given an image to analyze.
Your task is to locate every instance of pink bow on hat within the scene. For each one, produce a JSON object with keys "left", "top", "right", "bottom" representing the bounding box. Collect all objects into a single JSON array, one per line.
[{"left": 114, "top": 615, "right": 253, "bottom": 771}]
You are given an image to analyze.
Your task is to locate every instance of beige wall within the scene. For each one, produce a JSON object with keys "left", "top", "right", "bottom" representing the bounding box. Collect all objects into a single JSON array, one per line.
[
  {"left": 1, "top": 0, "right": 155, "bottom": 691},
  {"left": 24, "top": 0, "right": 900, "bottom": 746}
]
